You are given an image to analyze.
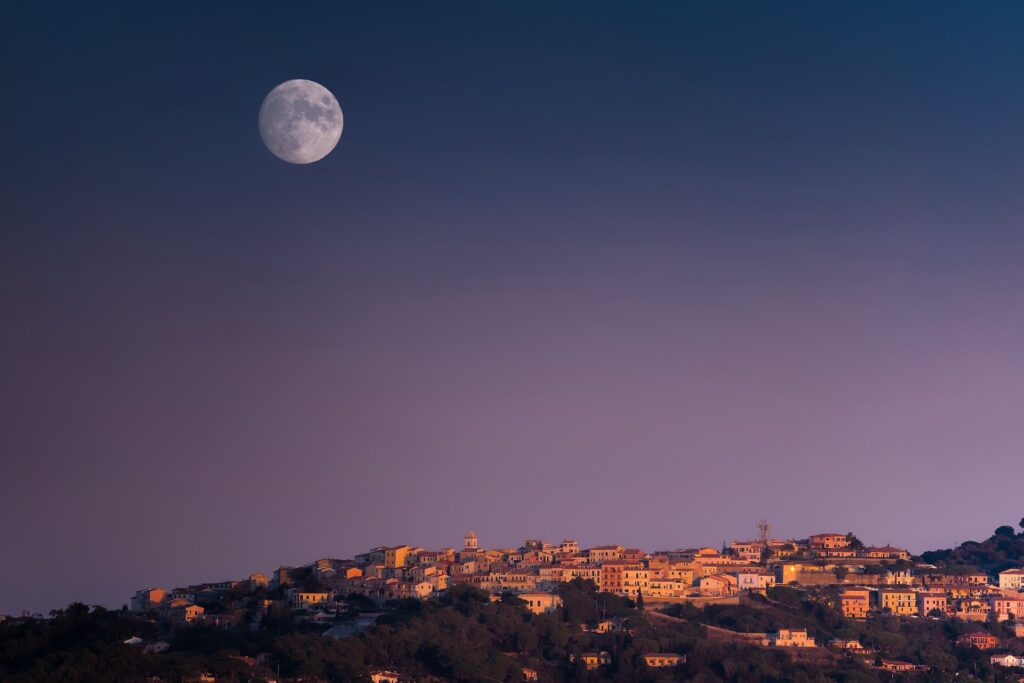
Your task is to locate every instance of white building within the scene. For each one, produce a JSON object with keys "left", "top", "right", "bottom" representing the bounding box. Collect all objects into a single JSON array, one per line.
[{"left": 998, "top": 568, "right": 1024, "bottom": 590}]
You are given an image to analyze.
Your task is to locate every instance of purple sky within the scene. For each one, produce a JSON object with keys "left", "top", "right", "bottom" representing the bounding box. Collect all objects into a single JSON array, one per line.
[{"left": 3, "top": 2, "right": 1024, "bottom": 614}]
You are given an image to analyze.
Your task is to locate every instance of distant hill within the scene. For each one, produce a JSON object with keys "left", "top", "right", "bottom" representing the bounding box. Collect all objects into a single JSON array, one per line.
[{"left": 919, "top": 521, "right": 1024, "bottom": 572}]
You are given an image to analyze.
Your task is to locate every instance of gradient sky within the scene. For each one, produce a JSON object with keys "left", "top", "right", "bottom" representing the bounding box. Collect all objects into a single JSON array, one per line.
[{"left": 3, "top": 2, "right": 1024, "bottom": 615}]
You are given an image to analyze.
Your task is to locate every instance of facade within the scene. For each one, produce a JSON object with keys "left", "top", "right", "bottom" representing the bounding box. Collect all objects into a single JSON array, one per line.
[
  {"left": 957, "top": 632, "right": 998, "bottom": 649},
  {"left": 990, "top": 596, "right": 1024, "bottom": 620},
  {"left": 878, "top": 589, "right": 916, "bottom": 616},
  {"left": 572, "top": 652, "right": 612, "bottom": 670},
  {"left": 998, "top": 568, "right": 1024, "bottom": 590},
  {"left": 289, "top": 592, "right": 330, "bottom": 610},
  {"left": 917, "top": 592, "right": 947, "bottom": 617},
  {"left": 736, "top": 571, "right": 775, "bottom": 592},
  {"left": 763, "top": 629, "right": 815, "bottom": 648},
  {"left": 519, "top": 592, "right": 563, "bottom": 615},
  {"left": 131, "top": 588, "right": 168, "bottom": 613},
  {"left": 809, "top": 533, "right": 850, "bottom": 549},
  {"left": 588, "top": 546, "right": 625, "bottom": 562},
  {"left": 839, "top": 588, "right": 871, "bottom": 618},
  {"left": 991, "top": 654, "right": 1024, "bottom": 668},
  {"left": 643, "top": 653, "right": 685, "bottom": 667}
]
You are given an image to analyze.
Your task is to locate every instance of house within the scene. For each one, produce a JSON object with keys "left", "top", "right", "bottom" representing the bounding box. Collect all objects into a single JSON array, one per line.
[
  {"left": 368, "top": 670, "right": 401, "bottom": 683},
  {"left": 878, "top": 589, "right": 916, "bottom": 616},
  {"left": 809, "top": 533, "right": 851, "bottom": 550},
  {"left": 588, "top": 546, "right": 625, "bottom": 562},
  {"left": 829, "top": 639, "right": 865, "bottom": 651},
  {"left": 600, "top": 560, "right": 644, "bottom": 594},
  {"left": 699, "top": 574, "right": 738, "bottom": 597},
  {"left": 130, "top": 588, "right": 168, "bottom": 612},
  {"left": 169, "top": 601, "right": 205, "bottom": 624},
  {"left": 571, "top": 652, "right": 611, "bottom": 670},
  {"left": 247, "top": 573, "right": 269, "bottom": 587},
  {"left": 878, "top": 660, "right": 927, "bottom": 672},
  {"left": 957, "top": 632, "right": 998, "bottom": 649},
  {"left": 999, "top": 569, "right": 1024, "bottom": 590},
  {"left": 763, "top": 629, "right": 815, "bottom": 648},
  {"left": 383, "top": 545, "right": 413, "bottom": 568},
  {"left": 917, "top": 591, "right": 947, "bottom": 617},
  {"left": 522, "top": 667, "right": 539, "bottom": 681},
  {"left": 519, "top": 592, "right": 563, "bottom": 615},
  {"left": 991, "top": 596, "right": 1024, "bottom": 620},
  {"left": 839, "top": 588, "right": 871, "bottom": 619},
  {"left": 642, "top": 653, "right": 685, "bottom": 667},
  {"left": 991, "top": 654, "right": 1024, "bottom": 668},
  {"left": 143, "top": 641, "right": 170, "bottom": 654},
  {"left": 999, "top": 569, "right": 1024, "bottom": 589},
  {"left": 735, "top": 571, "right": 776, "bottom": 592},
  {"left": 582, "top": 619, "right": 624, "bottom": 633},
  {"left": 558, "top": 539, "right": 580, "bottom": 556},
  {"left": 956, "top": 598, "right": 991, "bottom": 622},
  {"left": 863, "top": 546, "right": 911, "bottom": 561},
  {"left": 731, "top": 540, "right": 767, "bottom": 562},
  {"left": 289, "top": 591, "right": 331, "bottom": 610}
]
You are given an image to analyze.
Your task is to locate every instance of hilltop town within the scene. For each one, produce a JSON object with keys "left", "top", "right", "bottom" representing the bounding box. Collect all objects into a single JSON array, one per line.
[
  {"left": 7, "top": 522, "right": 1024, "bottom": 682},
  {"left": 129, "top": 527, "right": 1024, "bottom": 631}
]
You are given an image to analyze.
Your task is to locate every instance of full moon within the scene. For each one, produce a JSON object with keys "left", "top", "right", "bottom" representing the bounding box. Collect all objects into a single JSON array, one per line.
[{"left": 258, "top": 79, "right": 343, "bottom": 164}]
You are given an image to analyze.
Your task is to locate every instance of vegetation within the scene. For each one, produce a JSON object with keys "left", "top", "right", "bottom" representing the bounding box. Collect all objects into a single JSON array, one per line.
[{"left": 920, "top": 523, "right": 1024, "bottom": 572}]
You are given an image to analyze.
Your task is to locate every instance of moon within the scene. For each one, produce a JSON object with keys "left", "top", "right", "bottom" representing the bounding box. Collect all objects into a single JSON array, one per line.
[{"left": 258, "top": 79, "right": 343, "bottom": 164}]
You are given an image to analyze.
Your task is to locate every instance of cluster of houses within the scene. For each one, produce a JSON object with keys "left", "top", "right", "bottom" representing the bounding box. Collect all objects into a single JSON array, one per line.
[
  {"left": 833, "top": 568, "right": 1024, "bottom": 626},
  {"left": 128, "top": 529, "right": 1024, "bottom": 638}
]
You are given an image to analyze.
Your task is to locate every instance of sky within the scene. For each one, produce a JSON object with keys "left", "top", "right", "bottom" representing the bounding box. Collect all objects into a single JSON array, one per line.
[{"left": 2, "top": 2, "right": 1024, "bottom": 615}]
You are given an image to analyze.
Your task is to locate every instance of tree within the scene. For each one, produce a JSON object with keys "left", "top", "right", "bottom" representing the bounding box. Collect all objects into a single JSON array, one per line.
[
  {"left": 635, "top": 590, "right": 644, "bottom": 610},
  {"left": 995, "top": 526, "right": 1015, "bottom": 538},
  {"left": 833, "top": 566, "right": 849, "bottom": 582}
]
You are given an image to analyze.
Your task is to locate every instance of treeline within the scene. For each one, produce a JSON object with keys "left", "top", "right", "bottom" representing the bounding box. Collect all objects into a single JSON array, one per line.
[{"left": 920, "top": 522, "right": 1024, "bottom": 572}]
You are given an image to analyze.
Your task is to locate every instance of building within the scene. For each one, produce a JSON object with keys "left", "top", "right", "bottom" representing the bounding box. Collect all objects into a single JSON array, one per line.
[
  {"left": 572, "top": 652, "right": 611, "bottom": 670},
  {"left": 809, "top": 533, "right": 851, "bottom": 550},
  {"left": 878, "top": 589, "right": 916, "bottom": 616},
  {"left": 916, "top": 591, "right": 947, "bottom": 617},
  {"left": 699, "top": 574, "right": 737, "bottom": 596},
  {"left": 519, "top": 592, "right": 563, "bottom": 615},
  {"left": 763, "top": 628, "right": 815, "bottom": 648},
  {"left": 643, "top": 653, "right": 685, "bottom": 667},
  {"left": 991, "top": 596, "right": 1024, "bottom": 620},
  {"left": 839, "top": 588, "right": 871, "bottom": 619},
  {"left": 878, "top": 660, "right": 927, "bottom": 672},
  {"left": 735, "top": 571, "right": 775, "bottom": 592},
  {"left": 522, "top": 667, "right": 539, "bottom": 681},
  {"left": 998, "top": 568, "right": 1024, "bottom": 590},
  {"left": 289, "top": 592, "right": 331, "bottom": 610},
  {"left": 600, "top": 561, "right": 643, "bottom": 595},
  {"left": 558, "top": 539, "right": 580, "bottom": 555},
  {"left": 588, "top": 546, "right": 625, "bottom": 562},
  {"left": 169, "top": 602, "right": 205, "bottom": 624},
  {"left": 956, "top": 632, "right": 998, "bottom": 649},
  {"left": 991, "top": 654, "right": 1024, "bottom": 668},
  {"left": 863, "top": 546, "right": 911, "bottom": 561},
  {"left": 384, "top": 545, "right": 412, "bottom": 569},
  {"left": 130, "top": 588, "right": 168, "bottom": 613},
  {"left": 464, "top": 530, "right": 479, "bottom": 550}
]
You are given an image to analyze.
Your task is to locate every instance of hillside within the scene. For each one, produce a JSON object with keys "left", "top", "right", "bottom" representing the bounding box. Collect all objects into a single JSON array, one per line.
[{"left": 919, "top": 521, "right": 1024, "bottom": 572}]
